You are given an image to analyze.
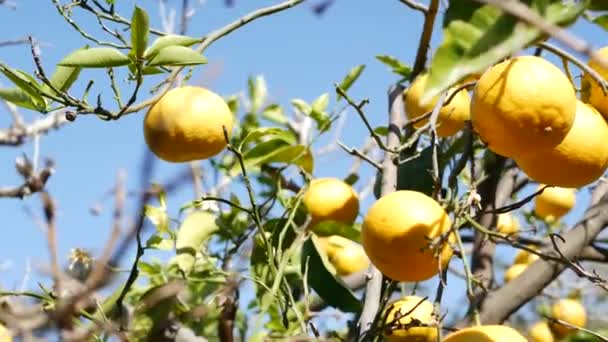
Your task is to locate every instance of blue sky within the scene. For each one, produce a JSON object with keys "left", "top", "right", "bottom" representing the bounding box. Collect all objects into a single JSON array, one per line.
[{"left": 0, "top": 0, "right": 604, "bottom": 332}]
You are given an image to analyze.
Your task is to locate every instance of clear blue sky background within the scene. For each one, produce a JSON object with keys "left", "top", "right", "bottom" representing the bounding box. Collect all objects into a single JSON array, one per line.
[{"left": 0, "top": 0, "right": 604, "bottom": 333}]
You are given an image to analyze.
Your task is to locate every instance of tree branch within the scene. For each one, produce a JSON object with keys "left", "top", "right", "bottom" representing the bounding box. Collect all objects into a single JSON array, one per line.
[
  {"left": 475, "top": 193, "right": 608, "bottom": 324},
  {"left": 357, "top": 84, "right": 404, "bottom": 340}
]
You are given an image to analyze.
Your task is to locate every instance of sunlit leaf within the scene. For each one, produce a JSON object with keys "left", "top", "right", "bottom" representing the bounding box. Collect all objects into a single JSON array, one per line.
[
  {"left": 376, "top": 55, "right": 412, "bottom": 79},
  {"left": 58, "top": 47, "right": 131, "bottom": 68},
  {"left": 337, "top": 64, "right": 365, "bottom": 100},
  {"left": 146, "top": 46, "right": 207, "bottom": 67},
  {"left": 131, "top": 6, "right": 150, "bottom": 58},
  {"left": 144, "top": 34, "right": 200, "bottom": 59},
  {"left": 248, "top": 75, "right": 267, "bottom": 113}
]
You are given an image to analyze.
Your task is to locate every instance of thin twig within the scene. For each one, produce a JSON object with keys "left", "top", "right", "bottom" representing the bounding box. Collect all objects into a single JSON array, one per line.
[
  {"left": 397, "top": 0, "right": 427, "bottom": 14},
  {"left": 410, "top": 0, "right": 439, "bottom": 80}
]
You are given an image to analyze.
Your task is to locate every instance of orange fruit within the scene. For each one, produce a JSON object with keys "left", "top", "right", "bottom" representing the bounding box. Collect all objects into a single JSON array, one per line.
[
  {"left": 534, "top": 186, "right": 576, "bottom": 221},
  {"left": 549, "top": 299, "right": 587, "bottom": 337},
  {"left": 528, "top": 321, "right": 555, "bottom": 342},
  {"left": 582, "top": 46, "right": 608, "bottom": 119},
  {"left": 404, "top": 73, "right": 470, "bottom": 137},
  {"left": 471, "top": 56, "right": 576, "bottom": 157},
  {"left": 362, "top": 190, "right": 453, "bottom": 282},
  {"left": 144, "top": 86, "right": 234, "bottom": 162},
  {"left": 515, "top": 101, "right": 608, "bottom": 187},
  {"left": 443, "top": 325, "right": 527, "bottom": 342},
  {"left": 383, "top": 296, "right": 437, "bottom": 342},
  {"left": 303, "top": 178, "right": 359, "bottom": 227}
]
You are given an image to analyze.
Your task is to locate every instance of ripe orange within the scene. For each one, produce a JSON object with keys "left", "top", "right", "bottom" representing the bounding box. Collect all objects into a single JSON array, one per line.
[
  {"left": 528, "top": 321, "right": 555, "bottom": 342},
  {"left": 504, "top": 263, "right": 528, "bottom": 283},
  {"left": 144, "top": 86, "right": 234, "bottom": 162},
  {"left": 549, "top": 299, "right": 587, "bottom": 337},
  {"left": 582, "top": 46, "right": 608, "bottom": 119},
  {"left": 383, "top": 296, "right": 437, "bottom": 342},
  {"left": 534, "top": 186, "right": 576, "bottom": 222},
  {"left": 515, "top": 101, "right": 608, "bottom": 188},
  {"left": 303, "top": 178, "right": 359, "bottom": 227},
  {"left": 362, "top": 190, "right": 453, "bottom": 282},
  {"left": 513, "top": 248, "right": 540, "bottom": 265},
  {"left": 471, "top": 56, "right": 576, "bottom": 157},
  {"left": 404, "top": 73, "right": 470, "bottom": 137},
  {"left": 496, "top": 213, "right": 519, "bottom": 235},
  {"left": 329, "top": 241, "right": 370, "bottom": 276},
  {"left": 443, "top": 325, "right": 527, "bottom": 342}
]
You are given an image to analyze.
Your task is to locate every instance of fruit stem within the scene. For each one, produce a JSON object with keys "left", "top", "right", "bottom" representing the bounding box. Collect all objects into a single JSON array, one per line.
[{"left": 453, "top": 219, "right": 482, "bottom": 326}]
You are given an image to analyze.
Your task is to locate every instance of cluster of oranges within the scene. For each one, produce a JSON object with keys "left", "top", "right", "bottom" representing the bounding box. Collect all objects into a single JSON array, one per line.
[{"left": 406, "top": 51, "right": 608, "bottom": 189}]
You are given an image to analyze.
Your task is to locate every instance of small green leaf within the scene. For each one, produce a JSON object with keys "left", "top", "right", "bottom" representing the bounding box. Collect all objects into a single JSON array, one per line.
[
  {"left": 337, "top": 64, "right": 365, "bottom": 100},
  {"left": 141, "top": 66, "right": 165, "bottom": 75},
  {"left": 0, "top": 66, "right": 46, "bottom": 110},
  {"left": 146, "top": 234, "right": 174, "bottom": 250},
  {"left": 131, "top": 6, "right": 150, "bottom": 58},
  {"left": 374, "top": 126, "right": 389, "bottom": 136},
  {"left": 144, "top": 34, "right": 200, "bottom": 59},
  {"left": 261, "top": 104, "right": 288, "bottom": 124},
  {"left": 374, "top": 147, "right": 440, "bottom": 198},
  {"left": 311, "top": 93, "right": 329, "bottom": 113},
  {"left": 242, "top": 141, "right": 314, "bottom": 173},
  {"left": 0, "top": 88, "right": 39, "bottom": 110},
  {"left": 301, "top": 236, "right": 362, "bottom": 313},
  {"left": 248, "top": 75, "right": 267, "bottom": 112},
  {"left": 58, "top": 47, "right": 131, "bottom": 68},
  {"left": 343, "top": 173, "right": 359, "bottom": 186},
  {"left": 591, "top": 14, "right": 608, "bottom": 31},
  {"left": 143, "top": 205, "right": 169, "bottom": 233},
  {"left": 138, "top": 261, "right": 162, "bottom": 276},
  {"left": 175, "top": 211, "right": 219, "bottom": 274},
  {"left": 239, "top": 127, "right": 296, "bottom": 150},
  {"left": 589, "top": 0, "right": 608, "bottom": 11},
  {"left": 312, "top": 221, "right": 362, "bottom": 242},
  {"left": 291, "top": 99, "right": 311, "bottom": 115},
  {"left": 376, "top": 55, "right": 412, "bottom": 79},
  {"left": 42, "top": 66, "right": 81, "bottom": 96},
  {"left": 146, "top": 45, "right": 207, "bottom": 67}
]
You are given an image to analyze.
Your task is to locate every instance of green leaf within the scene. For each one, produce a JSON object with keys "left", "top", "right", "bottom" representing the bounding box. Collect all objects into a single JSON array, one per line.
[
  {"left": 58, "top": 47, "right": 131, "bottom": 68},
  {"left": 144, "top": 34, "right": 200, "bottom": 59},
  {"left": 248, "top": 75, "right": 267, "bottom": 112},
  {"left": 291, "top": 99, "right": 311, "bottom": 115},
  {"left": 337, "top": 64, "right": 365, "bottom": 101},
  {"left": 146, "top": 45, "right": 207, "bottom": 67},
  {"left": 261, "top": 104, "right": 288, "bottom": 124},
  {"left": 312, "top": 221, "right": 362, "bottom": 242},
  {"left": 146, "top": 234, "right": 174, "bottom": 250},
  {"left": 242, "top": 140, "right": 314, "bottom": 173},
  {"left": 0, "top": 88, "right": 40, "bottom": 110},
  {"left": 375, "top": 55, "right": 412, "bottom": 79},
  {"left": 46, "top": 66, "right": 81, "bottom": 94},
  {"left": 591, "top": 14, "right": 608, "bottom": 31},
  {"left": 311, "top": 93, "right": 329, "bottom": 113},
  {"left": 589, "top": 0, "right": 608, "bottom": 11},
  {"left": 131, "top": 6, "right": 150, "bottom": 58},
  {"left": 343, "top": 173, "right": 359, "bottom": 186},
  {"left": 0, "top": 66, "right": 46, "bottom": 110},
  {"left": 374, "top": 126, "right": 389, "bottom": 136},
  {"left": 141, "top": 66, "right": 165, "bottom": 75},
  {"left": 239, "top": 127, "right": 296, "bottom": 150},
  {"left": 301, "top": 236, "right": 362, "bottom": 313},
  {"left": 423, "top": 0, "right": 586, "bottom": 103},
  {"left": 143, "top": 205, "right": 169, "bottom": 233},
  {"left": 175, "top": 211, "right": 219, "bottom": 274},
  {"left": 138, "top": 261, "right": 162, "bottom": 276}
]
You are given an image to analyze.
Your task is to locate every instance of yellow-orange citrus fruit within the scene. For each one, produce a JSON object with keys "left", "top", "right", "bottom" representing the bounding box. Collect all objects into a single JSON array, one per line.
[
  {"left": 515, "top": 101, "right": 608, "bottom": 188},
  {"left": 404, "top": 73, "right": 470, "bottom": 137},
  {"left": 317, "top": 235, "right": 351, "bottom": 259},
  {"left": 383, "top": 296, "right": 437, "bottom": 342},
  {"left": 362, "top": 190, "right": 453, "bottom": 282},
  {"left": 0, "top": 324, "right": 11, "bottom": 342},
  {"left": 471, "top": 56, "right": 576, "bottom": 157},
  {"left": 496, "top": 213, "right": 519, "bottom": 235},
  {"left": 329, "top": 241, "right": 370, "bottom": 276},
  {"left": 513, "top": 248, "right": 540, "bottom": 265},
  {"left": 534, "top": 186, "right": 576, "bottom": 221},
  {"left": 550, "top": 299, "right": 587, "bottom": 337},
  {"left": 504, "top": 263, "right": 527, "bottom": 283},
  {"left": 529, "top": 321, "right": 555, "bottom": 342},
  {"left": 303, "top": 178, "right": 359, "bottom": 227},
  {"left": 443, "top": 325, "right": 527, "bottom": 342},
  {"left": 144, "top": 86, "right": 234, "bottom": 162},
  {"left": 582, "top": 46, "right": 608, "bottom": 118}
]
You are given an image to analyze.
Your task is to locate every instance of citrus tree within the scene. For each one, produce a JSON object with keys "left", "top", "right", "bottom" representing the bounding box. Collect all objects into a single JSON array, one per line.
[{"left": 1, "top": 0, "right": 608, "bottom": 341}]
